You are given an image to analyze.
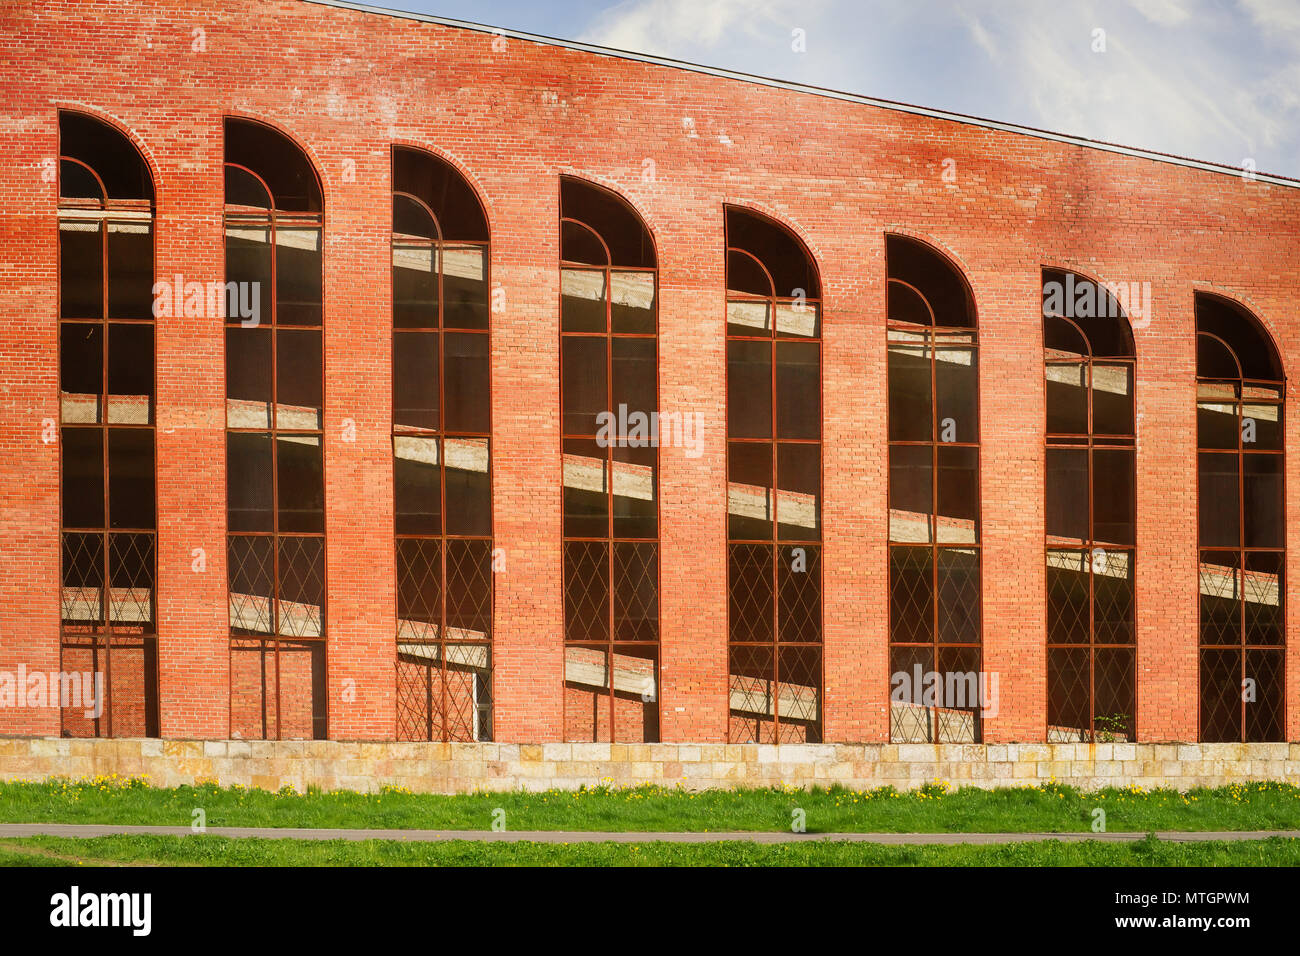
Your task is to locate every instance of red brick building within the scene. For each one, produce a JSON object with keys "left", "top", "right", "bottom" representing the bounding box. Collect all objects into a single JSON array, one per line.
[{"left": 3, "top": 0, "right": 1298, "bottom": 747}]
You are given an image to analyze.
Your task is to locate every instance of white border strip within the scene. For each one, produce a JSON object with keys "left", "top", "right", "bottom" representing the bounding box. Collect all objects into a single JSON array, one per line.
[{"left": 302, "top": 0, "right": 1299, "bottom": 190}]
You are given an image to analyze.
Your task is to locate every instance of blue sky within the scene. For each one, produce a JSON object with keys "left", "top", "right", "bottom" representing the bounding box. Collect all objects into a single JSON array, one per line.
[{"left": 334, "top": 0, "right": 1300, "bottom": 178}]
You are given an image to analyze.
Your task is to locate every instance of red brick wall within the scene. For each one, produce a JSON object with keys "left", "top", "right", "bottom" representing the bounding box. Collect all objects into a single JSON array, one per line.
[{"left": 2, "top": 0, "right": 1298, "bottom": 743}]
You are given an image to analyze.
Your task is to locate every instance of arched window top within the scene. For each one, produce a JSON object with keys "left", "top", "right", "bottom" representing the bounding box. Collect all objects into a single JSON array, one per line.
[
  {"left": 725, "top": 206, "right": 818, "bottom": 300},
  {"left": 224, "top": 117, "right": 322, "bottom": 214},
  {"left": 1041, "top": 269, "right": 1134, "bottom": 359},
  {"left": 393, "top": 146, "right": 488, "bottom": 242},
  {"left": 1196, "top": 293, "right": 1283, "bottom": 383},
  {"left": 560, "top": 177, "right": 655, "bottom": 269},
  {"left": 886, "top": 235, "right": 975, "bottom": 330},
  {"left": 58, "top": 111, "right": 154, "bottom": 205}
]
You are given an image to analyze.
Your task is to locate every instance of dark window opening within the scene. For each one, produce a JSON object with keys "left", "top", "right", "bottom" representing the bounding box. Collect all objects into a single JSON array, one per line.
[
  {"left": 887, "top": 236, "right": 980, "bottom": 743},
  {"left": 224, "top": 118, "right": 327, "bottom": 739},
  {"left": 57, "top": 112, "right": 159, "bottom": 740},
  {"left": 1195, "top": 293, "right": 1285, "bottom": 742},
  {"left": 392, "top": 147, "right": 493, "bottom": 742},
  {"left": 561, "top": 179, "right": 659, "bottom": 742},
  {"left": 1042, "top": 270, "right": 1137, "bottom": 742},
  {"left": 727, "top": 207, "right": 822, "bottom": 744}
]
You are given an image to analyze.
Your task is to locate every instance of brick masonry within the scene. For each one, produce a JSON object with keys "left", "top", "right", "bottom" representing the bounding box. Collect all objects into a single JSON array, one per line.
[
  {"left": 1, "top": 737, "right": 1298, "bottom": 794},
  {"left": 2, "top": 0, "right": 1299, "bottom": 745}
]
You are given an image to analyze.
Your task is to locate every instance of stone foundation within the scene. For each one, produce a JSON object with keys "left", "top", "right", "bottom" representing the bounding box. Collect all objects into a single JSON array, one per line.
[{"left": 1, "top": 738, "right": 1298, "bottom": 793}]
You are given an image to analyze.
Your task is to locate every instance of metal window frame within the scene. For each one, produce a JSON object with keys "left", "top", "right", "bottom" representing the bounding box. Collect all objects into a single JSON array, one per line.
[
  {"left": 558, "top": 181, "right": 662, "bottom": 744},
  {"left": 884, "top": 244, "right": 984, "bottom": 744},
  {"left": 1041, "top": 286, "right": 1139, "bottom": 743},
  {"left": 222, "top": 124, "right": 329, "bottom": 742},
  {"left": 390, "top": 150, "right": 495, "bottom": 743},
  {"left": 1194, "top": 313, "right": 1287, "bottom": 743},
  {"left": 56, "top": 116, "right": 160, "bottom": 740},
  {"left": 724, "top": 210, "right": 824, "bottom": 745}
]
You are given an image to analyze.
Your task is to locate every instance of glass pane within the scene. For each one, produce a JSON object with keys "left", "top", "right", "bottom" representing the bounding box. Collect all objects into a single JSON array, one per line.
[
  {"left": 1046, "top": 549, "right": 1089, "bottom": 644},
  {"left": 393, "top": 330, "right": 438, "bottom": 431},
  {"left": 728, "top": 543, "right": 774, "bottom": 642},
  {"left": 613, "top": 542, "right": 658, "bottom": 642},
  {"left": 59, "top": 221, "right": 102, "bottom": 319},
  {"left": 224, "top": 225, "right": 271, "bottom": 325},
  {"left": 1045, "top": 363, "right": 1087, "bottom": 435},
  {"left": 934, "top": 346, "right": 978, "bottom": 443},
  {"left": 106, "top": 221, "right": 152, "bottom": 319},
  {"left": 775, "top": 302, "right": 819, "bottom": 338},
  {"left": 1197, "top": 400, "right": 1237, "bottom": 449},
  {"left": 277, "top": 536, "right": 325, "bottom": 638},
  {"left": 727, "top": 250, "right": 770, "bottom": 298},
  {"left": 394, "top": 435, "right": 440, "bottom": 536},
  {"left": 228, "top": 534, "right": 273, "bottom": 635},
  {"left": 935, "top": 444, "right": 978, "bottom": 544},
  {"left": 1241, "top": 404, "right": 1282, "bottom": 451},
  {"left": 563, "top": 541, "right": 609, "bottom": 642},
  {"left": 611, "top": 336, "right": 656, "bottom": 428},
  {"left": 396, "top": 537, "right": 440, "bottom": 634},
  {"left": 610, "top": 271, "right": 655, "bottom": 334},
  {"left": 727, "top": 339, "right": 772, "bottom": 439},
  {"left": 275, "top": 329, "right": 322, "bottom": 429},
  {"left": 226, "top": 327, "right": 272, "bottom": 428},
  {"left": 612, "top": 444, "right": 656, "bottom": 539},
  {"left": 561, "top": 221, "right": 607, "bottom": 267},
  {"left": 561, "top": 336, "right": 607, "bottom": 436},
  {"left": 563, "top": 438, "right": 608, "bottom": 538},
  {"left": 775, "top": 341, "right": 819, "bottom": 440},
  {"left": 1091, "top": 363, "right": 1133, "bottom": 435},
  {"left": 442, "top": 246, "right": 488, "bottom": 330},
  {"left": 888, "top": 344, "right": 932, "bottom": 442},
  {"left": 1197, "top": 452, "right": 1239, "bottom": 548},
  {"left": 1243, "top": 454, "right": 1283, "bottom": 549},
  {"left": 62, "top": 427, "right": 104, "bottom": 528},
  {"left": 889, "top": 444, "right": 932, "bottom": 543},
  {"left": 276, "top": 434, "right": 324, "bottom": 533},
  {"left": 276, "top": 227, "right": 322, "bottom": 326},
  {"left": 1243, "top": 552, "right": 1283, "bottom": 646},
  {"left": 1046, "top": 447, "right": 1088, "bottom": 542},
  {"left": 1093, "top": 447, "right": 1135, "bottom": 546},
  {"left": 1092, "top": 549, "right": 1134, "bottom": 644},
  {"left": 61, "top": 323, "right": 102, "bottom": 423},
  {"left": 728, "top": 441, "right": 772, "bottom": 540},
  {"left": 107, "top": 323, "right": 153, "bottom": 424},
  {"left": 444, "top": 332, "right": 490, "bottom": 433},
  {"left": 1198, "top": 551, "right": 1241, "bottom": 646},
  {"left": 446, "top": 538, "right": 492, "bottom": 639},
  {"left": 444, "top": 437, "right": 491, "bottom": 537},
  {"left": 777, "top": 442, "right": 820, "bottom": 541},
  {"left": 393, "top": 242, "right": 437, "bottom": 328},
  {"left": 107, "top": 428, "right": 155, "bottom": 530},
  {"left": 392, "top": 195, "right": 437, "bottom": 240},
  {"left": 936, "top": 547, "right": 980, "bottom": 643},
  {"left": 889, "top": 546, "right": 932, "bottom": 643},
  {"left": 560, "top": 269, "right": 605, "bottom": 333},
  {"left": 777, "top": 544, "right": 821, "bottom": 641},
  {"left": 227, "top": 432, "right": 272, "bottom": 532},
  {"left": 727, "top": 299, "right": 771, "bottom": 337}
]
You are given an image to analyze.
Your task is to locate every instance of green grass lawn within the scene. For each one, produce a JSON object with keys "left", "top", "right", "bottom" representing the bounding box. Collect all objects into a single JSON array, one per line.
[
  {"left": 0, "top": 833, "right": 1296, "bottom": 867},
  {"left": 2, "top": 776, "right": 1300, "bottom": 833}
]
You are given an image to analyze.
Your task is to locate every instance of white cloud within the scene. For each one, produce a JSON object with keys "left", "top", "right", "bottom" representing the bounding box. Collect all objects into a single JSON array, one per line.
[{"left": 574, "top": 0, "right": 1299, "bottom": 175}]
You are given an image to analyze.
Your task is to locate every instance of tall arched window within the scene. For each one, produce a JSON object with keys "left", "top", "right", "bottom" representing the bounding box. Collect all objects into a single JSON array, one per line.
[
  {"left": 560, "top": 178, "right": 660, "bottom": 743},
  {"left": 1196, "top": 293, "right": 1285, "bottom": 742},
  {"left": 391, "top": 146, "right": 493, "bottom": 742},
  {"left": 725, "top": 207, "right": 822, "bottom": 744},
  {"left": 223, "top": 118, "right": 326, "bottom": 740},
  {"left": 57, "top": 110, "right": 159, "bottom": 738},
  {"left": 886, "top": 235, "right": 981, "bottom": 743},
  {"left": 1042, "top": 269, "right": 1136, "bottom": 743}
]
